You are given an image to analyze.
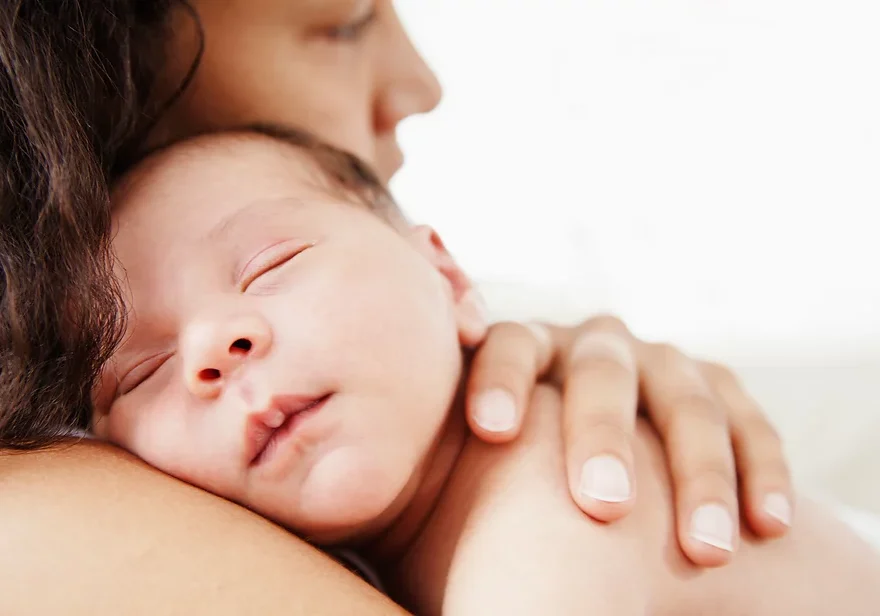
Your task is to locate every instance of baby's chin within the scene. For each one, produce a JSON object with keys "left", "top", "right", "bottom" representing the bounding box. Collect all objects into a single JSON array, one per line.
[{"left": 279, "top": 444, "right": 415, "bottom": 545}]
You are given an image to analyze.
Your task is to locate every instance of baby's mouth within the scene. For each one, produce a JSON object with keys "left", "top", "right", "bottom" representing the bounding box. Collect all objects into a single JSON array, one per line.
[{"left": 246, "top": 393, "right": 332, "bottom": 467}]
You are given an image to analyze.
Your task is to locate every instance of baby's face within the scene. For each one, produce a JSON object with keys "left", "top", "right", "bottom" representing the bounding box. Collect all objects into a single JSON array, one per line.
[{"left": 94, "top": 136, "right": 482, "bottom": 543}]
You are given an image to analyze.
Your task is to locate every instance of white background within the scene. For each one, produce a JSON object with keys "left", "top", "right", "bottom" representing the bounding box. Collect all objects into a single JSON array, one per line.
[
  {"left": 393, "top": 0, "right": 880, "bottom": 359},
  {"left": 393, "top": 1, "right": 880, "bottom": 512}
]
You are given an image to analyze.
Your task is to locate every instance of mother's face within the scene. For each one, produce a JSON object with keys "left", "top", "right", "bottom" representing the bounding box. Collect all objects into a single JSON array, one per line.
[{"left": 152, "top": 0, "right": 442, "bottom": 183}]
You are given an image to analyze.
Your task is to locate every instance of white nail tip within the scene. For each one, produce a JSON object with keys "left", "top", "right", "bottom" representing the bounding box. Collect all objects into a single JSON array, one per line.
[
  {"left": 763, "top": 493, "right": 793, "bottom": 526},
  {"left": 689, "top": 503, "right": 735, "bottom": 552},
  {"left": 579, "top": 456, "right": 632, "bottom": 503}
]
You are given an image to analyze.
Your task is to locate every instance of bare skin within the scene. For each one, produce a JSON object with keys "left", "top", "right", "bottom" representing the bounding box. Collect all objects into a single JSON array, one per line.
[
  {"left": 0, "top": 442, "right": 404, "bottom": 615},
  {"left": 0, "top": 1, "right": 840, "bottom": 612},
  {"left": 155, "top": 0, "right": 797, "bottom": 549},
  {"left": 384, "top": 387, "right": 880, "bottom": 616},
  {"left": 1, "top": 392, "right": 876, "bottom": 615}
]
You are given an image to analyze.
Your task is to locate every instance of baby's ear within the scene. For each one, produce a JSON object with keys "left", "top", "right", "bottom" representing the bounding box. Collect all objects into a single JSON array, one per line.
[{"left": 406, "top": 225, "right": 488, "bottom": 347}]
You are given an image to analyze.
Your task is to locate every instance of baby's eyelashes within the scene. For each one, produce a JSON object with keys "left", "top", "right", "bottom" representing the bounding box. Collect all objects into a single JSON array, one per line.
[
  {"left": 238, "top": 240, "right": 313, "bottom": 293},
  {"left": 117, "top": 352, "right": 173, "bottom": 397}
]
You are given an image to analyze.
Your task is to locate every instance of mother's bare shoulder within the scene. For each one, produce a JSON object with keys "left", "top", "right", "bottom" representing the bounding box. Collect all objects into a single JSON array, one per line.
[{"left": 0, "top": 440, "right": 404, "bottom": 615}]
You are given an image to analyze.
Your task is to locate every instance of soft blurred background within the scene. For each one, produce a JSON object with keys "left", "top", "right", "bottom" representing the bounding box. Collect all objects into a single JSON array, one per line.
[{"left": 392, "top": 0, "right": 880, "bottom": 518}]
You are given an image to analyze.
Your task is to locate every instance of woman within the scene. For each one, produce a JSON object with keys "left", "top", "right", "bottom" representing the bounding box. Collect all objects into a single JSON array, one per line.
[{"left": 0, "top": 1, "right": 836, "bottom": 613}]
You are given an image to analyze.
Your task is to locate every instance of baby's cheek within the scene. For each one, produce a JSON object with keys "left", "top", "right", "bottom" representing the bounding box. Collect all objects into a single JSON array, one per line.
[
  {"left": 129, "top": 415, "right": 192, "bottom": 472},
  {"left": 296, "top": 444, "right": 407, "bottom": 540},
  {"left": 103, "top": 402, "right": 167, "bottom": 460},
  {"left": 111, "top": 401, "right": 228, "bottom": 490}
]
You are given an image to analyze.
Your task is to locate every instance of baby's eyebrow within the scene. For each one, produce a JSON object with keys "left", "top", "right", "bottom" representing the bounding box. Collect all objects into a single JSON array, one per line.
[
  {"left": 205, "top": 198, "right": 305, "bottom": 246},
  {"left": 205, "top": 201, "right": 262, "bottom": 245}
]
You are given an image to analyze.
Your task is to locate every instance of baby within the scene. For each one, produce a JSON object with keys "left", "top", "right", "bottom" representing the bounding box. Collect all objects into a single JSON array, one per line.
[
  {"left": 93, "top": 126, "right": 880, "bottom": 615},
  {"left": 94, "top": 126, "right": 487, "bottom": 546}
]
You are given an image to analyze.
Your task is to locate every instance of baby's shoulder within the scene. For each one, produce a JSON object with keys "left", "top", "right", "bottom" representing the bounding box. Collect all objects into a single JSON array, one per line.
[
  {"left": 454, "top": 384, "right": 582, "bottom": 524},
  {"left": 403, "top": 385, "right": 649, "bottom": 614}
]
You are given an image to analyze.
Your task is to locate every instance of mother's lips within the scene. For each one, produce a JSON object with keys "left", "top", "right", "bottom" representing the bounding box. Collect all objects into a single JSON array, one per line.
[{"left": 246, "top": 394, "right": 331, "bottom": 467}]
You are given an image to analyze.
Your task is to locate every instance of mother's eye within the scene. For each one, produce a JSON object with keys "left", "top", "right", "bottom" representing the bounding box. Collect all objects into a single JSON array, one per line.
[{"left": 322, "top": 4, "right": 378, "bottom": 42}]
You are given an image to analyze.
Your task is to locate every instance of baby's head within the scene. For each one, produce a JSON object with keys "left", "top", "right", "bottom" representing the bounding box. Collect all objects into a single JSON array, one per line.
[{"left": 93, "top": 127, "right": 487, "bottom": 543}]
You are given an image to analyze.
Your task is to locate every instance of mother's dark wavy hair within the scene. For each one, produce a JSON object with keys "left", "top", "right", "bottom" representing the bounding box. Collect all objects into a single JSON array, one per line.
[{"left": 0, "top": 1, "right": 193, "bottom": 448}]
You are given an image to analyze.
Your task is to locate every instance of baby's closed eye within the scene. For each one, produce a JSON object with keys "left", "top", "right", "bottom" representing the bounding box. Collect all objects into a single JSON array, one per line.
[
  {"left": 239, "top": 239, "right": 313, "bottom": 294},
  {"left": 117, "top": 352, "right": 173, "bottom": 398}
]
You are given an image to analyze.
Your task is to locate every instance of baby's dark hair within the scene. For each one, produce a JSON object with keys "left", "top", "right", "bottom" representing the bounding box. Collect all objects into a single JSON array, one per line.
[
  {"left": 0, "top": 1, "right": 396, "bottom": 449},
  {"left": 125, "top": 123, "right": 401, "bottom": 223}
]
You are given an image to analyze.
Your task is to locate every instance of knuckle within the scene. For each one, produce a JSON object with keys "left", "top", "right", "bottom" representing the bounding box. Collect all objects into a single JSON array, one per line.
[
  {"left": 479, "top": 355, "right": 534, "bottom": 385},
  {"left": 649, "top": 342, "right": 688, "bottom": 369},
  {"left": 736, "top": 414, "right": 783, "bottom": 448},
  {"left": 583, "top": 314, "right": 630, "bottom": 336},
  {"left": 569, "top": 330, "right": 637, "bottom": 372},
  {"left": 486, "top": 321, "right": 533, "bottom": 345},
  {"left": 731, "top": 417, "right": 792, "bottom": 484},
  {"left": 654, "top": 341, "right": 680, "bottom": 358},
  {"left": 670, "top": 392, "right": 727, "bottom": 426},
  {"left": 679, "top": 460, "right": 738, "bottom": 494},
  {"left": 577, "top": 415, "right": 633, "bottom": 448},
  {"left": 522, "top": 322, "right": 553, "bottom": 352},
  {"left": 741, "top": 454, "right": 792, "bottom": 490},
  {"left": 570, "top": 352, "right": 634, "bottom": 379},
  {"left": 700, "top": 361, "right": 739, "bottom": 388},
  {"left": 485, "top": 322, "right": 547, "bottom": 369},
  {"left": 745, "top": 438, "right": 790, "bottom": 478}
]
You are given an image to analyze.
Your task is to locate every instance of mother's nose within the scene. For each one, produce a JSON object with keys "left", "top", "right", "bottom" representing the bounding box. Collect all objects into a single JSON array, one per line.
[
  {"left": 373, "top": 12, "right": 443, "bottom": 134},
  {"left": 181, "top": 313, "right": 273, "bottom": 399}
]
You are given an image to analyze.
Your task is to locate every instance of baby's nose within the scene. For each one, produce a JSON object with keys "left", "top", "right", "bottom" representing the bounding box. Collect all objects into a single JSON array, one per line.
[{"left": 182, "top": 313, "right": 272, "bottom": 400}]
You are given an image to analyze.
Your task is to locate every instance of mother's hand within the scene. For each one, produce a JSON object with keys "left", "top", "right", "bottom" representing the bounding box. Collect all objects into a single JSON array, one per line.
[{"left": 463, "top": 315, "right": 792, "bottom": 567}]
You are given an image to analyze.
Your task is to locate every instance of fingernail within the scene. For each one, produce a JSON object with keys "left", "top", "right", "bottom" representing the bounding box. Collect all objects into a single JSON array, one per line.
[
  {"left": 690, "top": 504, "right": 735, "bottom": 551},
  {"left": 763, "top": 492, "right": 792, "bottom": 526},
  {"left": 474, "top": 389, "right": 517, "bottom": 433},
  {"left": 579, "top": 455, "right": 632, "bottom": 503}
]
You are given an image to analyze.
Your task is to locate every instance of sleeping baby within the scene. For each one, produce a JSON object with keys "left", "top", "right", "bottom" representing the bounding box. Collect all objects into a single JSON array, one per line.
[{"left": 92, "top": 126, "right": 880, "bottom": 615}]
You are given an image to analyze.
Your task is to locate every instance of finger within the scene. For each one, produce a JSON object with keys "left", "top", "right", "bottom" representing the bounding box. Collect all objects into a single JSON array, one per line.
[
  {"left": 466, "top": 321, "right": 553, "bottom": 444},
  {"left": 703, "top": 361, "right": 793, "bottom": 538},
  {"left": 641, "top": 345, "right": 739, "bottom": 567},
  {"left": 546, "top": 315, "right": 632, "bottom": 387},
  {"left": 562, "top": 329, "right": 639, "bottom": 522}
]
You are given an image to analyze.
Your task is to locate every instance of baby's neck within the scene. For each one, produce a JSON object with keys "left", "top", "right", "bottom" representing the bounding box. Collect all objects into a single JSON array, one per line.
[{"left": 360, "top": 387, "right": 470, "bottom": 568}]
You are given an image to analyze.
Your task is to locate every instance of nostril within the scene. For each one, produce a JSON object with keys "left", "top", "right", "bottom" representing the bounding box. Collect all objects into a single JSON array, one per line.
[
  {"left": 230, "top": 338, "right": 252, "bottom": 354},
  {"left": 199, "top": 368, "right": 222, "bottom": 381}
]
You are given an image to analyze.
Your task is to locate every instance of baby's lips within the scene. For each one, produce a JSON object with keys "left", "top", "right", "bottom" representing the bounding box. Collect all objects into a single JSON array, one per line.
[
  {"left": 245, "top": 409, "right": 283, "bottom": 466},
  {"left": 244, "top": 393, "right": 332, "bottom": 466}
]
